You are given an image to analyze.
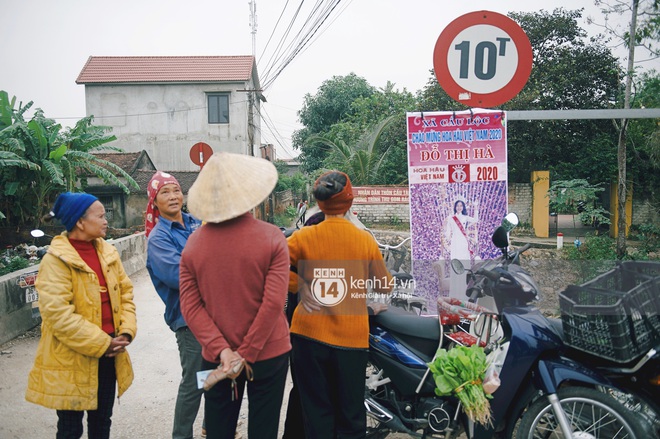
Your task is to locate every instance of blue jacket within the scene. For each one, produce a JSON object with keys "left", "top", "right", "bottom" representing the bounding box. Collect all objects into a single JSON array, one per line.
[{"left": 146, "top": 213, "right": 202, "bottom": 331}]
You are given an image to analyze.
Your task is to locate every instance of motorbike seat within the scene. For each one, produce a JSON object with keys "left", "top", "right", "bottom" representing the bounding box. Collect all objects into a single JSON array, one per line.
[{"left": 373, "top": 307, "right": 440, "bottom": 341}]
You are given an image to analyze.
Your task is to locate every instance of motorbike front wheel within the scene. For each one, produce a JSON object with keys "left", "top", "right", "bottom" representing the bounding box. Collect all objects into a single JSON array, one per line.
[{"left": 516, "top": 387, "right": 648, "bottom": 439}]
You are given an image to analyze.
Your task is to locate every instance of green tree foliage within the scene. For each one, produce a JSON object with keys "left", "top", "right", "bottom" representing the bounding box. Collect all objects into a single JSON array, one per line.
[
  {"left": 626, "top": 70, "right": 660, "bottom": 200},
  {"left": 548, "top": 178, "right": 610, "bottom": 229},
  {"left": 307, "top": 115, "right": 397, "bottom": 185},
  {"left": 294, "top": 76, "right": 416, "bottom": 184},
  {"left": 346, "top": 83, "right": 416, "bottom": 184},
  {"left": 293, "top": 73, "right": 375, "bottom": 172},
  {"left": 273, "top": 160, "right": 308, "bottom": 196},
  {"left": 417, "top": 71, "right": 470, "bottom": 113},
  {"left": 0, "top": 90, "right": 139, "bottom": 227},
  {"left": 506, "top": 8, "right": 621, "bottom": 184}
]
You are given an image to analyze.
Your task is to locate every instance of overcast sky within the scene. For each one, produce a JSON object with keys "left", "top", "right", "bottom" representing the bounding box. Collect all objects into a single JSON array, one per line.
[{"left": 2, "top": 0, "right": 653, "bottom": 159}]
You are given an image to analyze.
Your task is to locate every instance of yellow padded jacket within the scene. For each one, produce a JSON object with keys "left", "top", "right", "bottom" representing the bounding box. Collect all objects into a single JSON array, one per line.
[{"left": 25, "top": 233, "right": 137, "bottom": 410}]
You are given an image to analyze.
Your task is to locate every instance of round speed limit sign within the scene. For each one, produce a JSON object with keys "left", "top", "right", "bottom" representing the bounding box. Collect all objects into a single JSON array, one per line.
[{"left": 433, "top": 10, "right": 532, "bottom": 108}]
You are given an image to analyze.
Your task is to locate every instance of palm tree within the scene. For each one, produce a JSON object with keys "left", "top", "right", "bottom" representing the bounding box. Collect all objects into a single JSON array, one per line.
[
  {"left": 306, "top": 115, "right": 397, "bottom": 185},
  {"left": 0, "top": 91, "right": 139, "bottom": 226}
]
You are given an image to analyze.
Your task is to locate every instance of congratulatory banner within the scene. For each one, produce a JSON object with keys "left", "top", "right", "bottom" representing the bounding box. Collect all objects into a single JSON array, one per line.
[{"left": 406, "top": 109, "right": 508, "bottom": 308}]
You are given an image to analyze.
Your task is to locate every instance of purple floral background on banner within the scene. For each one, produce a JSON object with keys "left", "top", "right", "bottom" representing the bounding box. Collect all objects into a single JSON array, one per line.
[{"left": 409, "top": 181, "right": 508, "bottom": 311}]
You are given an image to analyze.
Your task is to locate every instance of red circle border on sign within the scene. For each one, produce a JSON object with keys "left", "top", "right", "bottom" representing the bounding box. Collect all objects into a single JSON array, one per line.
[{"left": 433, "top": 10, "right": 533, "bottom": 108}]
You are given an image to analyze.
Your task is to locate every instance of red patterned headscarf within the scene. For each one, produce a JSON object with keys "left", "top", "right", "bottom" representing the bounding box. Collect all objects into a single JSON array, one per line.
[{"left": 145, "top": 171, "right": 180, "bottom": 237}]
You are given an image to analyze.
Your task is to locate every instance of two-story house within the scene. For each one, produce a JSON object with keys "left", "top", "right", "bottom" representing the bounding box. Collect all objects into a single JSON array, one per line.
[{"left": 76, "top": 55, "right": 265, "bottom": 171}]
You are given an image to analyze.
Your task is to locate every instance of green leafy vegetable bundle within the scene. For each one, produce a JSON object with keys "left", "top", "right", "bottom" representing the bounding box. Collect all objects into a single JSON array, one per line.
[{"left": 427, "top": 345, "right": 492, "bottom": 426}]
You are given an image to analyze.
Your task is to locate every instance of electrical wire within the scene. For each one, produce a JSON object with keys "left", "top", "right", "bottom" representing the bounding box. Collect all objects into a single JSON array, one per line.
[
  {"left": 258, "top": 105, "right": 298, "bottom": 159},
  {"left": 259, "top": 0, "right": 348, "bottom": 90},
  {"left": 53, "top": 1, "right": 353, "bottom": 158}
]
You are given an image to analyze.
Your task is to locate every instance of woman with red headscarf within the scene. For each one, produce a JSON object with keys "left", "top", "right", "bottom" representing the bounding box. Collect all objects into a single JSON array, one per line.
[
  {"left": 287, "top": 171, "right": 392, "bottom": 438},
  {"left": 145, "top": 171, "right": 205, "bottom": 439}
]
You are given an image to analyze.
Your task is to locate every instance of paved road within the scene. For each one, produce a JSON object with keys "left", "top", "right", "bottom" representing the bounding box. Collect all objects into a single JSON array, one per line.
[
  {"left": 0, "top": 267, "right": 445, "bottom": 439},
  {"left": 0, "top": 268, "right": 267, "bottom": 439}
]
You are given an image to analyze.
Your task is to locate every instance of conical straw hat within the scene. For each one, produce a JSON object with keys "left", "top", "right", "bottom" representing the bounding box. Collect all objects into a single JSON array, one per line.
[{"left": 187, "top": 152, "right": 278, "bottom": 223}]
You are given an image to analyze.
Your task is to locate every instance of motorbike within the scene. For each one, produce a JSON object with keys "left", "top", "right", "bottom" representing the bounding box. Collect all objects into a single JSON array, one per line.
[{"left": 365, "top": 213, "right": 659, "bottom": 438}]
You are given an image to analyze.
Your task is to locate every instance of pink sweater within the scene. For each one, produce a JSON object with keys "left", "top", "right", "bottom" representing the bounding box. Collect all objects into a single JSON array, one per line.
[{"left": 179, "top": 213, "right": 291, "bottom": 364}]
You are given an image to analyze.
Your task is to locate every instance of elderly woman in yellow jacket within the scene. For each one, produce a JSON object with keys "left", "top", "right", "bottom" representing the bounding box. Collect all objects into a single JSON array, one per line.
[{"left": 25, "top": 192, "right": 137, "bottom": 439}]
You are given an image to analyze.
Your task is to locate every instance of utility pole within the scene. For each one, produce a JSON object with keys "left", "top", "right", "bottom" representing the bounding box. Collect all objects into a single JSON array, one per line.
[
  {"left": 248, "top": 1, "right": 270, "bottom": 221},
  {"left": 249, "top": 0, "right": 257, "bottom": 59},
  {"left": 247, "top": 1, "right": 258, "bottom": 157}
]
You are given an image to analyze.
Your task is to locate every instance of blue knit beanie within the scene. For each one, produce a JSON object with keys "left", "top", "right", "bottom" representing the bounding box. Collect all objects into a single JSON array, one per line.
[{"left": 51, "top": 192, "right": 99, "bottom": 231}]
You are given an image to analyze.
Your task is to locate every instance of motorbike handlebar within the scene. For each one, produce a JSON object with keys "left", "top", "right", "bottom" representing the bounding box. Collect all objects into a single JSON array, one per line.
[
  {"left": 478, "top": 268, "right": 502, "bottom": 282},
  {"left": 467, "top": 287, "right": 481, "bottom": 303},
  {"left": 365, "top": 228, "right": 411, "bottom": 250}
]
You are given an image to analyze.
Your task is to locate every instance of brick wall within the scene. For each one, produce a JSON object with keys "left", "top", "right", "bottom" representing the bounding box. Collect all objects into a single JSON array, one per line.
[
  {"left": 351, "top": 203, "right": 411, "bottom": 226},
  {"left": 633, "top": 199, "right": 660, "bottom": 226},
  {"left": 508, "top": 183, "right": 533, "bottom": 225}
]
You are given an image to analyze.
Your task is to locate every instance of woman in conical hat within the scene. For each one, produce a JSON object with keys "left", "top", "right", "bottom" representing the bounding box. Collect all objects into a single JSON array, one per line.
[{"left": 179, "top": 152, "right": 291, "bottom": 439}]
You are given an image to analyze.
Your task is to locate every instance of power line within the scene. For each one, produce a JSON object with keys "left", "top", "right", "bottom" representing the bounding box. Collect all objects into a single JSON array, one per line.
[
  {"left": 262, "top": 0, "right": 343, "bottom": 89},
  {"left": 258, "top": 0, "right": 349, "bottom": 90},
  {"left": 259, "top": 105, "right": 298, "bottom": 159},
  {"left": 53, "top": 1, "right": 352, "bottom": 157}
]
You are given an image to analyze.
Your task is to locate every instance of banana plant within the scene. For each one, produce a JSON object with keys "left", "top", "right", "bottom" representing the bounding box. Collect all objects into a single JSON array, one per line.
[
  {"left": 1, "top": 91, "right": 139, "bottom": 226},
  {"left": 306, "top": 115, "right": 397, "bottom": 185}
]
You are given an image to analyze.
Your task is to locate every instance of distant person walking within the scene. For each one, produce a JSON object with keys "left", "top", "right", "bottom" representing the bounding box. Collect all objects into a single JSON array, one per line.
[
  {"left": 295, "top": 200, "right": 307, "bottom": 227},
  {"left": 180, "top": 152, "right": 291, "bottom": 439},
  {"left": 25, "top": 192, "right": 137, "bottom": 439},
  {"left": 145, "top": 171, "right": 205, "bottom": 439}
]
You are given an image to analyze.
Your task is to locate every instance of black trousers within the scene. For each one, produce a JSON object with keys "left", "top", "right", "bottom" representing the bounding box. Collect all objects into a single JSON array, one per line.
[
  {"left": 56, "top": 356, "right": 116, "bottom": 439},
  {"left": 282, "top": 293, "right": 305, "bottom": 439},
  {"left": 291, "top": 335, "right": 368, "bottom": 439},
  {"left": 203, "top": 352, "right": 288, "bottom": 439}
]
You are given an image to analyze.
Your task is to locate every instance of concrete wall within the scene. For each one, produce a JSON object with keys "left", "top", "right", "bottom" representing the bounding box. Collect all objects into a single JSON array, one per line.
[
  {"left": 633, "top": 199, "right": 660, "bottom": 227},
  {"left": 508, "top": 182, "right": 533, "bottom": 226},
  {"left": 0, "top": 233, "right": 147, "bottom": 346},
  {"left": 126, "top": 194, "right": 149, "bottom": 228},
  {"left": 85, "top": 82, "right": 261, "bottom": 171}
]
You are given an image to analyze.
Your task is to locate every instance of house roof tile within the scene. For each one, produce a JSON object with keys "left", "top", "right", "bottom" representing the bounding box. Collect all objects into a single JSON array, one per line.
[
  {"left": 92, "top": 152, "right": 145, "bottom": 174},
  {"left": 133, "top": 170, "right": 199, "bottom": 194},
  {"left": 76, "top": 56, "right": 255, "bottom": 84}
]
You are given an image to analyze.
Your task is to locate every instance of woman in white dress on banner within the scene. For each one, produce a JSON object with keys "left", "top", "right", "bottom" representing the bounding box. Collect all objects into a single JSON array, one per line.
[{"left": 444, "top": 199, "right": 479, "bottom": 299}]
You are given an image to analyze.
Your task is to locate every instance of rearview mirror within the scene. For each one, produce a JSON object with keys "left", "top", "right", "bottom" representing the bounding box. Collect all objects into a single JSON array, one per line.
[
  {"left": 492, "top": 226, "right": 509, "bottom": 249},
  {"left": 451, "top": 259, "right": 465, "bottom": 275},
  {"left": 501, "top": 213, "right": 519, "bottom": 233}
]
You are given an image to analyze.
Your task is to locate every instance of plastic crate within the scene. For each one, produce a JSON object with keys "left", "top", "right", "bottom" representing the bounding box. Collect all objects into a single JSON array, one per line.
[
  {"left": 559, "top": 274, "right": 660, "bottom": 363},
  {"left": 583, "top": 261, "right": 659, "bottom": 292}
]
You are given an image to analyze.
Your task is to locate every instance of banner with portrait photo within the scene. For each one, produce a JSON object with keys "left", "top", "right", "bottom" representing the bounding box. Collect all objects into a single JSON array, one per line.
[{"left": 406, "top": 109, "right": 508, "bottom": 310}]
